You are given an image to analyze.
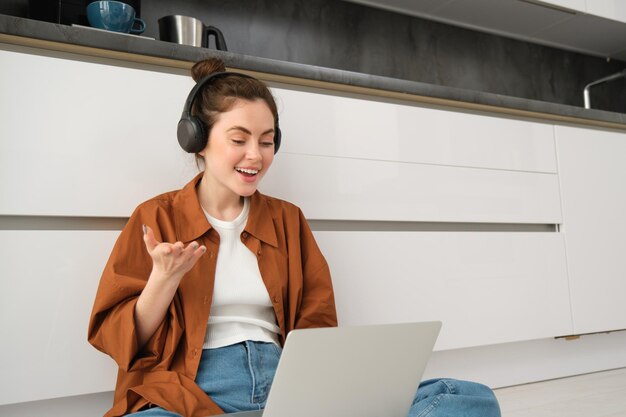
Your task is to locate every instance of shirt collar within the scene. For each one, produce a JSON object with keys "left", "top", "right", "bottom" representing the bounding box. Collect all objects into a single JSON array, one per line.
[
  {"left": 247, "top": 190, "right": 279, "bottom": 248},
  {"left": 174, "top": 172, "right": 278, "bottom": 247}
]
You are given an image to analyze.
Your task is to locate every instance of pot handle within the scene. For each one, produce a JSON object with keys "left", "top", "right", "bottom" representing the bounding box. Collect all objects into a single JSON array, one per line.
[{"left": 204, "top": 26, "right": 228, "bottom": 51}]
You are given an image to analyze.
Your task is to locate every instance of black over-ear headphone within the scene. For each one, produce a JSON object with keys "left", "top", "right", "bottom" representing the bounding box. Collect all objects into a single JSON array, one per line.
[{"left": 177, "top": 71, "right": 282, "bottom": 154}]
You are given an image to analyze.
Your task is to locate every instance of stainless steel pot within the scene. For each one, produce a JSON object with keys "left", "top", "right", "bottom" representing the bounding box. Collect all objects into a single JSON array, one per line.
[{"left": 158, "top": 15, "right": 227, "bottom": 50}]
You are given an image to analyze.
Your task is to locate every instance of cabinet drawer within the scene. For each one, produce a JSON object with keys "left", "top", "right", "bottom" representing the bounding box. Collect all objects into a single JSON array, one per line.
[
  {"left": 275, "top": 86, "right": 557, "bottom": 172},
  {"left": 314, "top": 231, "right": 573, "bottom": 350},
  {"left": 556, "top": 126, "right": 626, "bottom": 333},
  {"left": 0, "top": 49, "right": 195, "bottom": 217},
  {"left": 262, "top": 153, "right": 562, "bottom": 223},
  {"left": 0, "top": 230, "right": 119, "bottom": 404}
]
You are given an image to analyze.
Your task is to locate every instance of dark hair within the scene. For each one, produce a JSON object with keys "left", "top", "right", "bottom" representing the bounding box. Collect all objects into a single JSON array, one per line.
[{"left": 190, "top": 58, "right": 279, "bottom": 168}]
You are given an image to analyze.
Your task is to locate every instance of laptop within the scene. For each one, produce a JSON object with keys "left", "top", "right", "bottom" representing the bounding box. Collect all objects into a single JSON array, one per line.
[{"left": 228, "top": 321, "right": 442, "bottom": 417}]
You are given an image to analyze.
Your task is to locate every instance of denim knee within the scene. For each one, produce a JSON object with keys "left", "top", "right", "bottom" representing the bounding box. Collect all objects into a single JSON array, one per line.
[
  {"left": 443, "top": 379, "right": 496, "bottom": 398},
  {"left": 411, "top": 378, "right": 501, "bottom": 417},
  {"left": 417, "top": 378, "right": 496, "bottom": 398}
]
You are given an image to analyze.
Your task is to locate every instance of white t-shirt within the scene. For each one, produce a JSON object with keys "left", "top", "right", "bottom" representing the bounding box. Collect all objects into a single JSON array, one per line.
[{"left": 202, "top": 197, "right": 281, "bottom": 349}]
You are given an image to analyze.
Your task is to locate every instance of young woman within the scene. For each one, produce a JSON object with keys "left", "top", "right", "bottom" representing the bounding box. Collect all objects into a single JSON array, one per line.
[{"left": 88, "top": 57, "right": 501, "bottom": 417}]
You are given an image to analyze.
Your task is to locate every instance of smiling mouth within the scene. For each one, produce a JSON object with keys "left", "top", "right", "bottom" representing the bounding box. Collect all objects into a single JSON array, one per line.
[{"left": 235, "top": 167, "right": 259, "bottom": 177}]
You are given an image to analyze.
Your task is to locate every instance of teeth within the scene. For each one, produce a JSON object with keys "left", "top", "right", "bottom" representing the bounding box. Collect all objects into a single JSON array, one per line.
[{"left": 236, "top": 168, "right": 259, "bottom": 175}]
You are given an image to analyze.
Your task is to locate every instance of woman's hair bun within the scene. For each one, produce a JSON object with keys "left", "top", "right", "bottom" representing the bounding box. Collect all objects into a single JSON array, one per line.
[{"left": 191, "top": 58, "right": 227, "bottom": 82}]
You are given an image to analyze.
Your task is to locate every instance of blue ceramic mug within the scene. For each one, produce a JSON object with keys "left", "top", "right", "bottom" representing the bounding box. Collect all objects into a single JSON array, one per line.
[{"left": 87, "top": 1, "right": 146, "bottom": 34}]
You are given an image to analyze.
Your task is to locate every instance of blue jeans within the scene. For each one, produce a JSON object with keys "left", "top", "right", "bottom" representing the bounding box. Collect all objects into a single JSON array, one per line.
[{"left": 128, "top": 341, "right": 500, "bottom": 416}]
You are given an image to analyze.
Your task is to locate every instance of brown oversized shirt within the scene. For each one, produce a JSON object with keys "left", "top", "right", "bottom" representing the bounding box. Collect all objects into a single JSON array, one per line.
[{"left": 88, "top": 173, "right": 338, "bottom": 417}]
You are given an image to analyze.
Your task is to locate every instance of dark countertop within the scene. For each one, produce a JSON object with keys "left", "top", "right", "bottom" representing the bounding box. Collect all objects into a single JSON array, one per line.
[{"left": 2, "top": 14, "right": 626, "bottom": 128}]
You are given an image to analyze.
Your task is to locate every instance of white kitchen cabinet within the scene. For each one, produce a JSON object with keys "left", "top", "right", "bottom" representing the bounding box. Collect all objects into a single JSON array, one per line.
[
  {"left": 537, "top": 0, "right": 586, "bottom": 13},
  {"left": 585, "top": 0, "right": 626, "bottom": 24},
  {"left": 1, "top": 42, "right": 613, "bottom": 406},
  {"left": 314, "top": 231, "right": 573, "bottom": 351},
  {"left": 0, "top": 231, "right": 119, "bottom": 405},
  {"left": 501, "top": 0, "right": 626, "bottom": 25},
  {"left": 0, "top": 48, "right": 196, "bottom": 217},
  {"left": 1, "top": 46, "right": 561, "bottom": 225},
  {"left": 555, "top": 126, "right": 626, "bottom": 334},
  {"left": 261, "top": 153, "right": 562, "bottom": 223},
  {"left": 275, "top": 87, "right": 557, "bottom": 173}
]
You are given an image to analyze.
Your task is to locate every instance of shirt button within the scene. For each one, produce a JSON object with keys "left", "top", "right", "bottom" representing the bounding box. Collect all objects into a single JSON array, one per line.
[
  {"left": 272, "top": 296, "right": 279, "bottom": 304},
  {"left": 242, "top": 232, "right": 249, "bottom": 239}
]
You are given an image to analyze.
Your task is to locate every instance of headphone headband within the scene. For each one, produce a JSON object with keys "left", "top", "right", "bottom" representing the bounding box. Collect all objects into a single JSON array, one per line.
[
  {"left": 180, "top": 72, "right": 254, "bottom": 119},
  {"left": 177, "top": 71, "right": 281, "bottom": 154}
]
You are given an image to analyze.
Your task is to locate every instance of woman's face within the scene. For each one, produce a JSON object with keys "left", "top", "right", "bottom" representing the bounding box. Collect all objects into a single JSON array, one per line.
[{"left": 199, "top": 98, "right": 276, "bottom": 199}]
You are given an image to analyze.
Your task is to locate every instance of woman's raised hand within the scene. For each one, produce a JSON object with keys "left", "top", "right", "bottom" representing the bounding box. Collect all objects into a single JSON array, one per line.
[
  {"left": 142, "top": 224, "right": 206, "bottom": 283},
  {"left": 134, "top": 224, "right": 207, "bottom": 347}
]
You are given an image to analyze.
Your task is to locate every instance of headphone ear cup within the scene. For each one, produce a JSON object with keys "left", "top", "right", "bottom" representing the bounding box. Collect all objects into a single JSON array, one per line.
[
  {"left": 177, "top": 116, "right": 208, "bottom": 153},
  {"left": 274, "top": 126, "right": 282, "bottom": 154}
]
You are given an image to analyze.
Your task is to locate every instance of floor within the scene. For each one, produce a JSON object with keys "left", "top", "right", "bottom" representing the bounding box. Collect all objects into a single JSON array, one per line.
[
  {"left": 1, "top": 368, "right": 625, "bottom": 416},
  {"left": 494, "top": 367, "right": 626, "bottom": 417}
]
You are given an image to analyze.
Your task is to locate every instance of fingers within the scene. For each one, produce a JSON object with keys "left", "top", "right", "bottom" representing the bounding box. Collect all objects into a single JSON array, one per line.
[
  {"left": 174, "top": 241, "right": 206, "bottom": 264},
  {"left": 143, "top": 225, "right": 206, "bottom": 263},
  {"left": 179, "top": 241, "right": 206, "bottom": 260},
  {"left": 170, "top": 241, "right": 185, "bottom": 255},
  {"left": 189, "top": 242, "right": 207, "bottom": 261},
  {"left": 163, "top": 241, "right": 206, "bottom": 276},
  {"left": 143, "top": 224, "right": 159, "bottom": 252}
]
